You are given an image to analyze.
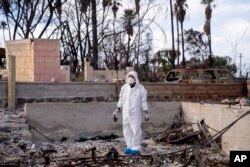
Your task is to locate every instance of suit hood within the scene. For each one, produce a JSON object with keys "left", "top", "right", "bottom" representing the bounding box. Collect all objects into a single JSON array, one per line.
[{"left": 126, "top": 71, "right": 139, "bottom": 84}]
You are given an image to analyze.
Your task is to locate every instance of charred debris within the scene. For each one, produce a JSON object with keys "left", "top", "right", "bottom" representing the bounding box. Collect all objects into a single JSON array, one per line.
[{"left": 0, "top": 107, "right": 249, "bottom": 166}]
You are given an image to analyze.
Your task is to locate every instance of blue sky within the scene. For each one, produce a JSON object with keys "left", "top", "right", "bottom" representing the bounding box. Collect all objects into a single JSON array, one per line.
[{"left": 1, "top": 0, "right": 250, "bottom": 74}]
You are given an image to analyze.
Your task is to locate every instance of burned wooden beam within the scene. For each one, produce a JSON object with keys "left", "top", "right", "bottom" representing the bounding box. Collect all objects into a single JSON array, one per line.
[
  {"left": 183, "top": 155, "right": 195, "bottom": 167},
  {"left": 193, "top": 142, "right": 205, "bottom": 167},
  {"left": 169, "top": 131, "right": 200, "bottom": 144},
  {"left": 198, "top": 119, "right": 222, "bottom": 154}
]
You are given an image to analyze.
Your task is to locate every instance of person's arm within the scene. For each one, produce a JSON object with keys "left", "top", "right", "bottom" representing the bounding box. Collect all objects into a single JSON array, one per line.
[
  {"left": 141, "top": 86, "right": 149, "bottom": 121},
  {"left": 117, "top": 85, "right": 125, "bottom": 109},
  {"left": 141, "top": 86, "right": 148, "bottom": 111},
  {"left": 113, "top": 85, "right": 125, "bottom": 122}
]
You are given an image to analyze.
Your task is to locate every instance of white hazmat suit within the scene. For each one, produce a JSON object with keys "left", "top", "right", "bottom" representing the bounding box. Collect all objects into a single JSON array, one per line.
[{"left": 117, "top": 71, "right": 148, "bottom": 151}]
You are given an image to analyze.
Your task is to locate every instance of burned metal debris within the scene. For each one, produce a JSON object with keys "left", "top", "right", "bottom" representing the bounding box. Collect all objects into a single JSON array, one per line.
[
  {"left": 153, "top": 122, "right": 200, "bottom": 145},
  {"left": 4, "top": 146, "right": 153, "bottom": 166},
  {"left": 152, "top": 110, "right": 250, "bottom": 149}
]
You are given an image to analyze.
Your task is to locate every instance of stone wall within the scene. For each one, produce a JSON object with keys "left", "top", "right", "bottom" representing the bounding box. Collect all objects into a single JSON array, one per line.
[{"left": 5, "top": 39, "right": 69, "bottom": 82}]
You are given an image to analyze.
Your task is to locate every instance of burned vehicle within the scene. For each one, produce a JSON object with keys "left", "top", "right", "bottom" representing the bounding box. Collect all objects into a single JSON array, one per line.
[{"left": 164, "top": 68, "right": 237, "bottom": 84}]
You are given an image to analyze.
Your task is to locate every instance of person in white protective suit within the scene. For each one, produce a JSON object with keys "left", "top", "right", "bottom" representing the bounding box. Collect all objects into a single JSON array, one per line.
[{"left": 113, "top": 71, "right": 149, "bottom": 155}]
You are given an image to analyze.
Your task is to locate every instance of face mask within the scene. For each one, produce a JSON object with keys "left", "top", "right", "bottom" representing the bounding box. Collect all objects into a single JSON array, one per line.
[{"left": 128, "top": 77, "right": 135, "bottom": 84}]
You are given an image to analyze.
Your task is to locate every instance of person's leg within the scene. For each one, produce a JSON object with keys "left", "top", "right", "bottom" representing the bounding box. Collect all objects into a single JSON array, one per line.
[
  {"left": 123, "top": 123, "right": 133, "bottom": 154},
  {"left": 130, "top": 118, "right": 142, "bottom": 152}
]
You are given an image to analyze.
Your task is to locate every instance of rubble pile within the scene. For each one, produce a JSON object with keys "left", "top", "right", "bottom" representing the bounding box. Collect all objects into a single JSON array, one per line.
[
  {"left": 0, "top": 108, "right": 33, "bottom": 163},
  {"left": 0, "top": 107, "right": 230, "bottom": 166},
  {"left": 221, "top": 97, "right": 250, "bottom": 106}
]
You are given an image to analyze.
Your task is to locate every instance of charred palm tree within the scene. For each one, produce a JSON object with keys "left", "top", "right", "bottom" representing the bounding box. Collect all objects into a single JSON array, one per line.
[
  {"left": 201, "top": 0, "right": 214, "bottom": 66},
  {"left": 176, "top": 0, "right": 187, "bottom": 66},
  {"left": 79, "top": 0, "right": 98, "bottom": 69},
  {"left": 55, "top": 0, "right": 62, "bottom": 18},
  {"left": 169, "top": 0, "right": 176, "bottom": 69},
  {"left": 123, "top": 9, "right": 136, "bottom": 67},
  {"left": 112, "top": 1, "right": 120, "bottom": 70},
  {"left": 0, "top": 21, "right": 8, "bottom": 41},
  {"left": 135, "top": 0, "right": 140, "bottom": 15},
  {"left": 91, "top": 0, "right": 98, "bottom": 69},
  {"left": 174, "top": 2, "right": 180, "bottom": 67},
  {"left": 79, "top": 0, "right": 91, "bottom": 72},
  {"left": 135, "top": 0, "right": 140, "bottom": 67},
  {"left": 103, "top": 0, "right": 121, "bottom": 96}
]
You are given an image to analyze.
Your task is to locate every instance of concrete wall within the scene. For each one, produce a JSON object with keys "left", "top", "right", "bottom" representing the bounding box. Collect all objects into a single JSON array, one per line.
[
  {"left": 15, "top": 82, "right": 246, "bottom": 100},
  {"left": 16, "top": 82, "right": 116, "bottom": 99},
  {"left": 33, "top": 39, "right": 66, "bottom": 82},
  {"left": 182, "top": 102, "right": 250, "bottom": 155},
  {"left": 5, "top": 39, "right": 69, "bottom": 82},
  {"left": 0, "top": 82, "right": 245, "bottom": 102},
  {"left": 6, "top": 40, "right": 34, "bottom": 81},
  {"left": 25, "top": 102, "right": 181, "bottom": 140},
  {"left": 84, "top": 58, "right": 134, "bottom": 82}
]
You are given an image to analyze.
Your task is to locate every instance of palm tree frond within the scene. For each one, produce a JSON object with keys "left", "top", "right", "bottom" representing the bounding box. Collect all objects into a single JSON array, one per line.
[
  {"left": 201, "top": 0, "right": 214, "bottom": 5},
  {"left": 0, "top": 21, "right": 7, "bottom": 29}
]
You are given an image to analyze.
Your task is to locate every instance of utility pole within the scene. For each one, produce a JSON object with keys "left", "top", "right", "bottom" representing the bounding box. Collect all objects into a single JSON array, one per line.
[{"left": 239, "top": 53, "right": 243, "bottom": 77}]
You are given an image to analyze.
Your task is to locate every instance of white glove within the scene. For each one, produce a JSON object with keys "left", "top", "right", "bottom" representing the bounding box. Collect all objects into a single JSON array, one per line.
[{"left": 113, "top": 108, "right": 120, "bottom": 122}]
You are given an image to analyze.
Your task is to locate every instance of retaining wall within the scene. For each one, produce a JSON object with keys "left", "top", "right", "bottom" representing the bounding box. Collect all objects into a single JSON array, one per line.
[{"left": 0, "top": 82, "right": 245, "bottom": 103}]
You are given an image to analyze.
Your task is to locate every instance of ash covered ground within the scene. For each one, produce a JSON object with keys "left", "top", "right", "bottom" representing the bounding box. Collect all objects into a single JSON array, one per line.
[{"left": 0, "top": 107, "right": 229, "bottom": 167}]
